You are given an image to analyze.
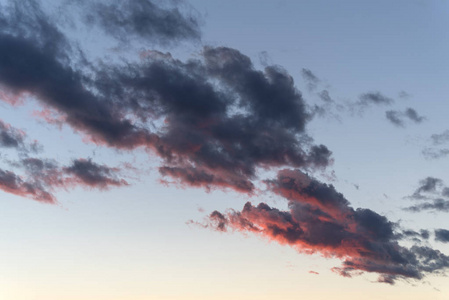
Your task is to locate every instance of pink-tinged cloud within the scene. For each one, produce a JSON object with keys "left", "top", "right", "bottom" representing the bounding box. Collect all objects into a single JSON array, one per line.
[
  {"left": 0, "top": 157, "right": 129, "bottom": 203},
  {"left": 206, "top": 169, "right": 449, "bottom": 284},
  {"left": 0, "top": 168, "right": 55, "bottom": 203}
]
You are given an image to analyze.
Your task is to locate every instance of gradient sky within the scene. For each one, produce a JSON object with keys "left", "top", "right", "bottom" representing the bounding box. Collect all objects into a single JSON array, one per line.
[{"left": 1, "top": 0, "right": 449, "bottom": 299}]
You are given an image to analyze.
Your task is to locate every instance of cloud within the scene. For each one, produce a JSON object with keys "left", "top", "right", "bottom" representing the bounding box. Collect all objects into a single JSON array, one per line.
[
  {"left": 404, "top": 108, "right": 425, "bottom": 123},
  {"left": 410, "top": 177, "right": 443, "bottom": 199},
  {"left": 318, "top": 90, "right": 333, "bottom": 103},
  {"left": 301, "top": 68, "right": 320, "bottom": 91},
  {"left": 386, "top": 110, "right": 404, "bottom": 127},
  {"left": 398, "top": 91, "right": 411, "bottom": 99},
  {"left": 358, "top": 92, "right": 394, "bottom": 106},
  {"left": 398, "top": 229, "right": 430, "bottom": 243},
  {"left": 422, "top": 148, "right": 449, "bottom": 160},
  {"left": 205, "top": 170, "right": 449, "bottom": 284},
  {"left": 403, "top": 177, "right": 449, "bottom": 213},
  {"left": 435, "top": 229, "right": 449, "bottom": 243},
  {"left": 430, "top": 130, "right": 449, "bottom": 145},
  {"left": 0, "top": 168, "right": 55, "bottom": 203},
  {"left": 0, "top": 119, "right": 41, "bottom": 153},
  {"left": 0, "top": 1, "right": 332, "bottom": 193},
  {"left": 0, "top": 157, "right": 129, "bottom": 203},
  {"left": 421, "top": 130, "right": 449, "bottom": 159},
  {"left": 64, "top": 158, "right": 129, "bottom": 189},
  {"left": 81, "top": 0, "right": 201, "bottom": 45},
  {"left": 405, "top": 199, "right": 449, "bottom": 213},
  {"left": 91, "top": 47, "right": 332, "bottom": 192},
  {"left": 385, "top": 108, "right": 425, "bottom": 127},
  {"left": 1, "top": 0, "right": 448, "bottom": 286}
]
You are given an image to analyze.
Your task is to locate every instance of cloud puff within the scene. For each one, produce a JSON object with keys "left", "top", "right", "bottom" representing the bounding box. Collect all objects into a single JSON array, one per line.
[
  {"left": 0, "top": 157, "right": 129, "bottom": 203},
  {"left": 403, "top": 177, "right": 449, "bottom": 213},
  {"left": 385, "top": 108, "right": 425, "bottom": 127},
  {"left": 358, "top": 92, "right": 394, "bottom": 106},
  {"left": 205, "top": 170, "right": 449, "bottom": 284}
]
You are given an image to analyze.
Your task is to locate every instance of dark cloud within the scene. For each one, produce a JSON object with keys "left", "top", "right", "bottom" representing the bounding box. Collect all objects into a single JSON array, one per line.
[
  {"left": 0, "top": 120, "right": 25, "bottom": 149},
  {"left": 301, "top": 68, "right": 320, "bottom": 91},
  {"left": 435, "top": 229, "right": 449, "bottom": 243},
  {"left": 398, "top": 229, "right": 430, "bottom": 242},
  {"left": 0, "top": 119, "right": 41, "bottom": 153},
  {"left": 411, "top": 177, "right": 443, "bottom": 199},
  {"left": 385, "top": 108, "right": 425, "bottom": 127},
  {"left": 82, "top": 0, "right": 201, "bottom": 45},
  {"left": 97, "top": 47, "right": 330, "bottom": 192},
  {"left": 0, "top": 1, "right": 155, "bottom": 150},
  {"left": 404, "top": 177, "right": 449, "bottom": 213},
  {"left": 0, "top": 168, "right": 55, "bottom": 203},
  {"left": 0, "top": 0, "right": 331, "bottom": 193},
  {"left": 358, "top": 92, "right": 394, "bottom": 106},
  {"left": 64, "top": 158, "right": 128, "bottom": 189},
  {"left": 205, "top": 170, "right": 449, "bottom": 284},
  {"left": 405, "top": 199, "right": 449, "bottom": 213}
]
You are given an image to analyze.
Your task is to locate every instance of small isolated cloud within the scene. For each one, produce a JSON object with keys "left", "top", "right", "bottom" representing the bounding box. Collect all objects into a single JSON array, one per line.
[
  {"left": 358, "top": 92, "right": 394, "bottom": 106},
  {"left": 64, "top": 158, "right": 129, "bottom": 189},
  {"left": 404, "top": 177, "right": 449, "bottom": 213},
  {"left": 385, "top": 108, "right": 425, "bottom": 127},
  {"left": 404, "top": 108, "right": 425, "bottom": 123},
  {"left": 422, "top": 130, "right": 449, "bottom": 160},
  {"left": 398, "top": 91, "right": 411, "bottom": 99}
]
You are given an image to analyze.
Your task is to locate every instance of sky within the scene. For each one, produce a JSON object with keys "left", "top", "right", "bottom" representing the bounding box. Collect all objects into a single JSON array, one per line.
[{"left": 1, "top": 0, "right": 449, "bottom": 299}]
